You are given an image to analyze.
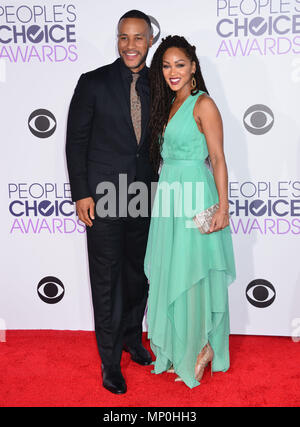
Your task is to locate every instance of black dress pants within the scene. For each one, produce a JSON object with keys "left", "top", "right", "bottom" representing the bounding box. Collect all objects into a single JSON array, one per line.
[{"left": 86, "top": 216, "right": 150, "bottom": 368}]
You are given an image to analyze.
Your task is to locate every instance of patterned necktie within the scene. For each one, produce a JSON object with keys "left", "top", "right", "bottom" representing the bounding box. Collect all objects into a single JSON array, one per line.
[{"left": 130, "top": 73, "right": 141, "bottom": 144}]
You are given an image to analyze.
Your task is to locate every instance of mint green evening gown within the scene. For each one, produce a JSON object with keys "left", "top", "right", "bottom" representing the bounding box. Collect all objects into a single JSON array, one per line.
[{"left": 144, "top": 92, "right": 236, "bottom": 389}]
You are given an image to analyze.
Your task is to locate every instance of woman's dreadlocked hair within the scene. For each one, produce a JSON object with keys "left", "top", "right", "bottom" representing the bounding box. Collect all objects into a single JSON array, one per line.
[{"left": 149, "top": 35, "right": 209, "bottom": 173}]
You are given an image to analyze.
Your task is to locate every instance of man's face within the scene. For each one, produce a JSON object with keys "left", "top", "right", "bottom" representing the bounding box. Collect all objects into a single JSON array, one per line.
[{"left": 118, "top": 18, "right": 153, "bottom": 72}]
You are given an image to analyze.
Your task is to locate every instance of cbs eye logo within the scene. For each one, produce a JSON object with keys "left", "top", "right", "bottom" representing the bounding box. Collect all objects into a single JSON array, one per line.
[
  {"left": 148, "top": 15, "right": 161, "bottom": 44},
  {"left": 37, "top": 276, "right": 65, "bottom": 304},
  {"left": 246, "top": 279, "right": 276, "bottom": 308},
  {"left": 28, "top": 109, "right": 57, "bottom": 138},
  {"left": 243, "top": 104, "right": 274, "bottom": 135}
]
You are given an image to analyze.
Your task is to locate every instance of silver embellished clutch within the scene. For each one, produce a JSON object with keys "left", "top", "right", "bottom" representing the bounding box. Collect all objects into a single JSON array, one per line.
[{"left": 193, "top": 203, "right": 219, "bottom": 234}]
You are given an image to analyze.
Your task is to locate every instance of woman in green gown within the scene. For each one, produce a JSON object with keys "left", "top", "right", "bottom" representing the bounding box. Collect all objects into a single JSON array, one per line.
[{"left": 144, "top": 36, "right": 236, "bottom": 388}]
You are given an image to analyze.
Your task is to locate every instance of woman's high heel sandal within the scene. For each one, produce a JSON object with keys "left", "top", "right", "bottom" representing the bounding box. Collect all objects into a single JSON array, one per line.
[{"left": 194, "top": 343, "right": 214, "bottom": 382}]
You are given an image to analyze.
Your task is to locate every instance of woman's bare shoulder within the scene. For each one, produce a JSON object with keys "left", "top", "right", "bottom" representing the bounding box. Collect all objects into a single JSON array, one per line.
[{"left": 194, "top": 93, "right": 220, "bottom": 120}]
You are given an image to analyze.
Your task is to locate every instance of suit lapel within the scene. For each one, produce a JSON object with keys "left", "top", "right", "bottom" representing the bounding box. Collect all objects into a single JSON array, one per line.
[
  {"left": 138, "top": 81, "right": 150, "bottom": 150},
  {"left": 136, "top": 67, "right": 150, "bottom": 150}
]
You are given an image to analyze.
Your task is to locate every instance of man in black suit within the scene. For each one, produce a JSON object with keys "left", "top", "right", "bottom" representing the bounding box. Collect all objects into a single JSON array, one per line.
[{"left": 66, "top": 10, "right": 156, "bottom": 394}]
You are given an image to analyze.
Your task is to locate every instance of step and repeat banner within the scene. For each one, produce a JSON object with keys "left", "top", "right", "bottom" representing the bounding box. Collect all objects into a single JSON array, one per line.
[{"left": 1, "top": 0, "right": 300, "bottom": 337}]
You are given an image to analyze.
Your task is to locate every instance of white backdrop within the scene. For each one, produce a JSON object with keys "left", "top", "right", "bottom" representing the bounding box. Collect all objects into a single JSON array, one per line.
[{"left": 1, "top": 0, "right": 300, "bottom": 337}]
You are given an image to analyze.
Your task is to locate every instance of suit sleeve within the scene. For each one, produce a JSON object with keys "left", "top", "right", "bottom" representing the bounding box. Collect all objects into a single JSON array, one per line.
[{"left": 66, "top": 73, "right": 94, "bottom": 202}]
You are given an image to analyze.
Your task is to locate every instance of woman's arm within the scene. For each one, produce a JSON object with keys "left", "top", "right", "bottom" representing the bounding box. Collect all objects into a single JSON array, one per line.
[{"left": 194, "top": 95, "right": 230, "bottom": 233}]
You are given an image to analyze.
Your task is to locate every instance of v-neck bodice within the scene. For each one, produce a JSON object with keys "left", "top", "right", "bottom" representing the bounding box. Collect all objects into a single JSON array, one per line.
[
  {"left": 166, "top": 94, "right": 192, "bottom": 127},
  {"left": 162, "top": 91, "right": 208, "bottom": 162}
]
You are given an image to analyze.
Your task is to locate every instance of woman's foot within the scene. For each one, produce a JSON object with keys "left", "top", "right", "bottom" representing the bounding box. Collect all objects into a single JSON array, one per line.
[{"left": 194, "top": 342, "right": 214, "bottom": 382}]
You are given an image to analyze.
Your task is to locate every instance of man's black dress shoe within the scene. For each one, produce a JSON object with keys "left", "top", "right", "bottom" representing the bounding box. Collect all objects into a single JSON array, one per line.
[
  {"left": 123, "top": 344, "right": 152, "bottom": 366},
  {"left": 101, "top": 364, "right": 127, "bottom": 394}
]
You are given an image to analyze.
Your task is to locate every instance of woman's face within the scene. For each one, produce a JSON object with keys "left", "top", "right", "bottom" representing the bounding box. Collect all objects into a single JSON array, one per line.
[{"left": 162, "top": 47, "right": 196, "bottom": 93}]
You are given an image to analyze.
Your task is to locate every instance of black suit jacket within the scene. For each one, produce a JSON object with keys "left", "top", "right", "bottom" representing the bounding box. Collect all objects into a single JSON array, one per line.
[{"left": 66, "top": 58, "right": 157, "bottom": 217}]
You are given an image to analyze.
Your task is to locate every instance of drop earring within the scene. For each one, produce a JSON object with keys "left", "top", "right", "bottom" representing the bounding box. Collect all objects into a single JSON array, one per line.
[
  {"left": 191, "top": 74, "right": 196, "bottom": 89},
  {"left": 191, "top": 74, "right": 197, "bottom": 94}
]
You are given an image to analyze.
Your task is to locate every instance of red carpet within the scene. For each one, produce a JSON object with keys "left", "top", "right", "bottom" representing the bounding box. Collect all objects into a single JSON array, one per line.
[{"left": 0, "top": 331, "right": 299, "bottom": 407}]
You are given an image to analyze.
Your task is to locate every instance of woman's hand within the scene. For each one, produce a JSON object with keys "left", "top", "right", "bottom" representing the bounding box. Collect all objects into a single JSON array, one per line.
[{"left": 207, "top": 208, "right": 229, "bottom": 233}]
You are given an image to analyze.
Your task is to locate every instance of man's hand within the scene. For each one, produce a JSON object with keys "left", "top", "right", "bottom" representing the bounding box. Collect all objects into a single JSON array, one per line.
[{"left": 76, "top": 197, "right": 95, "bottom": 227}]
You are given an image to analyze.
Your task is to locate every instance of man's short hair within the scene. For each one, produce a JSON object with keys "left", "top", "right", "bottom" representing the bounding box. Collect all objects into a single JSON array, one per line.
[{"left": 118, "top": 10, "right": 153, "bottom": 35}]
